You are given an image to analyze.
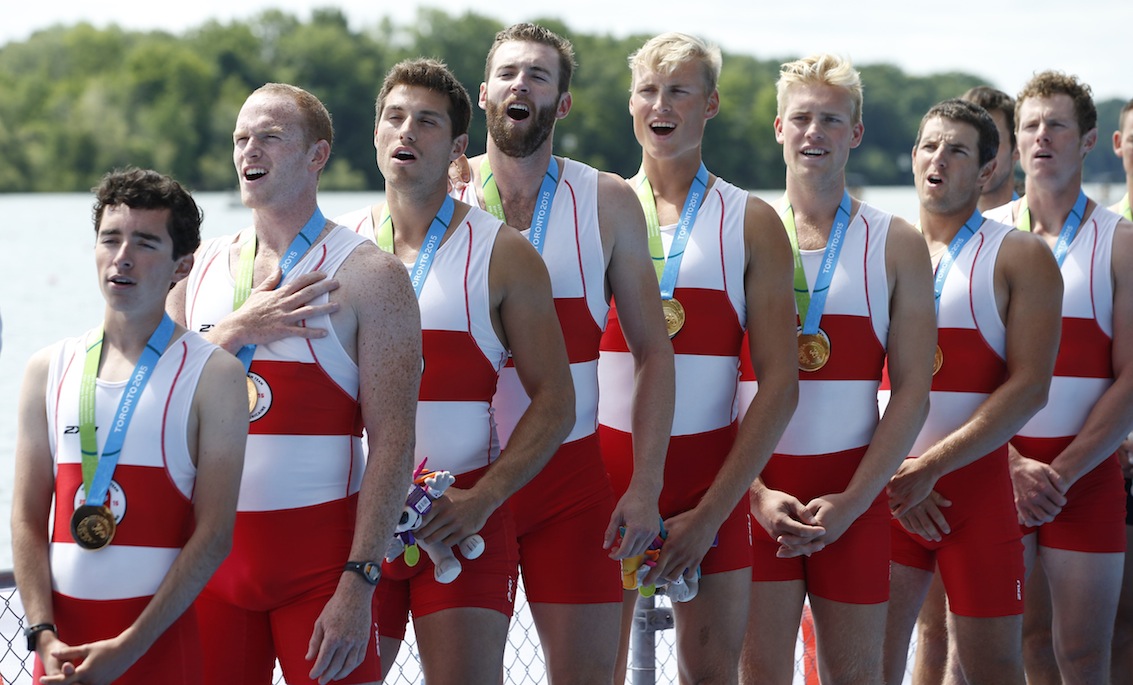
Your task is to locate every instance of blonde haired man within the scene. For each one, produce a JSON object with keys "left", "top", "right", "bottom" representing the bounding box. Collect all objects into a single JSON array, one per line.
[
  {"left": 604, "top": 32, "right": 799, "bottom": 684},
  {"left": 739, "top": 53, "right": 936, "bottom": 685}
]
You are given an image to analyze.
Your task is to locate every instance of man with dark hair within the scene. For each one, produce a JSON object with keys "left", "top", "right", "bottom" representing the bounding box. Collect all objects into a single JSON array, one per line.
[
  {"left": 448, "top": 22, "right": 677, "bottom": 685},
  {"left": 169, "top": 83, "right": 421, "bottom": 685},
  {"left": 881, "top": 99, "right": 1062, "bottom": 685},
  {"left": 985, "top": 71, "right": 1133, "bottom": 685},
  {"left": 961, "top": 86, "right": 1021, "bottom": 210},
  {"left": 13, "top": 167, "right": 248, "bottom": 685},
  {"left": 337, "top": 56, "right": 575, "bottom": 685},
  {"left": 913, "top": 86, "right": 1027, "bottom": 685}
]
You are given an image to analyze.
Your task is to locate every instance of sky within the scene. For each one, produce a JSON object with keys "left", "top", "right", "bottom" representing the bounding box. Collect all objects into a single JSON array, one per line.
[{"left": 3, "top": 0, "right": 1131, "bottom": 103}]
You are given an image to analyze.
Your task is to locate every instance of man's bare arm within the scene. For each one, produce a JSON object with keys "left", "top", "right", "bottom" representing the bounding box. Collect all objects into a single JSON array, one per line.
[
  {"left": 599, "top": 173, "right": 675, "bottom": 559},
  {"left": 419, "top": 227, "right": 575, "bottom": 548},
  {"left": 819, "top": 218, "right": 934, "bottom": 532},
  {"left": 11, "top": 350, "right": 65, "bottom": 674},
  {"left": 306, "top": 244, "right": 419, "bottom": 684},
  {"left": 890, "top": 230, "right": 1062, "bottom": 517}
]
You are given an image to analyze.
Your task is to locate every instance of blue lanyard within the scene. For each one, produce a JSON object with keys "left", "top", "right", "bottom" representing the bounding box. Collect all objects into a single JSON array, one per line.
[
  {"left": 784, "top": 191, "right": 853, "bottom": 334},
  {"left": 234, "top": 207, "right": 327, "bottom": 370},
  {"left": 480, "top": 156, "right": 559, "bottom": 255},
  {"left": 932, "top": 209, "right": 984, "bottom": 315},
  {"left": 378, "top": 195, "right": 455, "bottom": 299},
  {"left": 1017, "top": 190, "right": 1088, "bottom": 268},
  {"left": 634, "top": 163, "right": 710, "bottom": 300},
  {"left": 79, "top": 314, "right": 176, "bottom": 505}
]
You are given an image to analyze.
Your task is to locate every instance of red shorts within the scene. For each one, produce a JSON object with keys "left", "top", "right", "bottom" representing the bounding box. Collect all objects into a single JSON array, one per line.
[
  {"left": 197, "top": 494, "right": 380, "bottom": 684},
  {"left": 377, "top": 464, "right": 520, "bottom": 641},
  {"left": 509, "top": 433, "right": 622, "bottom": 604},
  {"left": 44, "top": 594, "right": 201, "bottom": 685},
  {"left": 750, "top": 446, "right": 890, "bottom": 604},
  {"left": 890, "top": 447, "right": 1024, "bottom": 618},
  {"left": 601, "top": 423, "right": 751, "bottom": 575},
  {"left": 1014, "top": 436, "right": 1127, "bottom": 553}
]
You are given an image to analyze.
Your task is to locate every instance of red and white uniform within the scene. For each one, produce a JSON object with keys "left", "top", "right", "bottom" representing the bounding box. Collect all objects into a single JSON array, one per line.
[
  {"left": 341, "top": 206, "right": 508, "bottom": 476},
  {"left": 599, "top": 176, "right": 751, "bottom": 575},
  {"left": 455, "top": 159, "right": 621, "bottom": 604},
  {"left": 986, "top": 201, "right": 1126, "bottom": 553},
  {"left": 43, "top": 330, "right": 215, "bottom": 684},
  {"left": 748, "top": 201, "right": 893, "bottom": 603},
  {"left": 341, "top": 205, "right": 519, "bottom": 636},
  {"left": 890, "top": 218, "right": 1024, "bottom": 618},
  {"left": 183, "top": 224, "right": 378, "bottom": 684}
]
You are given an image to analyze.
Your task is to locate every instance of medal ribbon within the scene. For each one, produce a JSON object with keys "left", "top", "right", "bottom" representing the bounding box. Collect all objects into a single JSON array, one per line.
[
  {"left": 633, "top": 163, "right": 710, "bottom": 299},
  {"left": 1016, "top": 190, "right": 1088, "bottom": 268},
  {"left": 233, "top": 207, "right": 327, "bottom": 371},
  {"left": 1119, "top": 193, "right": 1131, "bottom": 221},
  {"left": 78, "top": 314, "right": 176, "bottom": 506},
  {"left": 783, "top": 190, "right": 853, "bottom": 334},
  {"left": 931, "top": 209, "right": 984, "bottom": 315},
  {"left": 377, "top": 195, "right": 455, "bottom": 299},
  {"left": 480, "top": 156, "right": 559, "bottom": 255}
]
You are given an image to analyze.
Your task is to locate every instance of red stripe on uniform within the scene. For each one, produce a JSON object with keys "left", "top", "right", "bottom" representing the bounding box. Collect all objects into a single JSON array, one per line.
[
  {"left": 932, "top": 327, "right": 1007, "bottom": 393},
  {"left": 420, "top": 329, "right": 499, "bottom": 402},
  {"left": 738, "top": 332, "right": 755, "bottom": 381},
  {"left": 1011, "top": 435, "right": 1076, "bottom": 463},
  {"left": 247, "top": 360, "right": 362, "bottom": 436},
  {"left": 554, "top": 297, "right": 602, "bottom": 364},
  {"left": 53, "top": 463, "right": 194, "bottom": 547},
  {"left": 603, "top": 288, "right": 743, "bottom": 357},
  {"left": 798, "top": 314, "right": 884, "bottom": 381},
  {"left": 1054, "top": 317, "right": 1113, "bottom": 378},
  {"left": 748, "top": 314, "right": 884, "bottom": 382}
]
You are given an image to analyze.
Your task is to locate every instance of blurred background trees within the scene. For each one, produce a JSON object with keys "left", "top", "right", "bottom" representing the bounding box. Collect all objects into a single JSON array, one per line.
[{"left": 0, "top": 8, "right": 1123, "bottom": 192}]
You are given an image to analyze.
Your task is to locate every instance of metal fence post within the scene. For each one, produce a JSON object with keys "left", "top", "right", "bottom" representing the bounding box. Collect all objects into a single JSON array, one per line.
[{"left": 630, "top": 592, "right": 674, "bottom": 685}]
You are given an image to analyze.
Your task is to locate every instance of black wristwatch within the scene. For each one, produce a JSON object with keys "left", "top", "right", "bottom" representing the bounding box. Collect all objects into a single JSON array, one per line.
[
  {"left": 25, "top": 623, "right": 56, "bottom": 652},
  {"left": 343, "top": 561, "right": 381, "bottom": 585}
]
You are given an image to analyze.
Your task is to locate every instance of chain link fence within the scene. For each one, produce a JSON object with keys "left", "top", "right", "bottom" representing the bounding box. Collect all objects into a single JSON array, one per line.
[{"left": 0, "top": 571, "right": 912, "bottom": 684}]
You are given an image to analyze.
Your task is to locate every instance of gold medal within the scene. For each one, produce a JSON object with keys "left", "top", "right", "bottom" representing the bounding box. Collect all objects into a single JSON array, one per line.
[
  {"left": 70, "top": 504, "right": 116, "bottom": 550},
  {"left": 932, "top": 345, "right": 943, "bottom": 376},
  {"left": 662, "top": 298, "right": 685, "bottom": 338},
  {"left": 797, "top": 328, "right": 831, "bottom": 372},
  {"left": 246, "top": 376, "right": 258, "bottom": 412}
]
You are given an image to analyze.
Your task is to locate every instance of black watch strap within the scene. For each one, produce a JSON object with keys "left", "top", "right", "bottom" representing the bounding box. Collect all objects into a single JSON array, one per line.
[
  {"left": 343, "top": 560, "right": 381, "bottom": 585},
  {"left": 25, "top": 623, "right": 56, "bottom": 652}
]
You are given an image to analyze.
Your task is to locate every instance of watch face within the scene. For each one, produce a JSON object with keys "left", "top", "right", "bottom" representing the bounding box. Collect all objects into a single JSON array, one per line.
[
  {"left": 347, "top": 561, "right": 380, "bottom": 584},
  {"left": 361, "top": 562, "right": 380, "bottom": 583}
]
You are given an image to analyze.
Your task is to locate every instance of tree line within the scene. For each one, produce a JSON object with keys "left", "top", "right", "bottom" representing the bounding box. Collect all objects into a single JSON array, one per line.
[{"left": 0, "top": 8, "right": 1125, "bottom": 193}]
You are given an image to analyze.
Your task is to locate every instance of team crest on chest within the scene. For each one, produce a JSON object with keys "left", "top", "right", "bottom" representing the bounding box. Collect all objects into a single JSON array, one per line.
[
  {"left": 72, "top": 480, "right": 127, "bottom": 525},
  {"left": 248, "top": 371, "right": 273, "bottom": 422}
]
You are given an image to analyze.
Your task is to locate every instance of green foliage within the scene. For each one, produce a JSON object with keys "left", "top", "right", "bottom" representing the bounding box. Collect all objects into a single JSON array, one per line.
[{"left": 0, "top": 11, "right": 1123, "bottom": 192}]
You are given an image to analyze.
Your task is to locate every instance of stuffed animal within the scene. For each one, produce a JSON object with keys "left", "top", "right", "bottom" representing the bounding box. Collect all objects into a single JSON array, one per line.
[
  {"left": 619, "top": 522, "right": 700, "bottom": 603},
  {"left": 384, "top": 460, "right": 485, "bottom": 584}
]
